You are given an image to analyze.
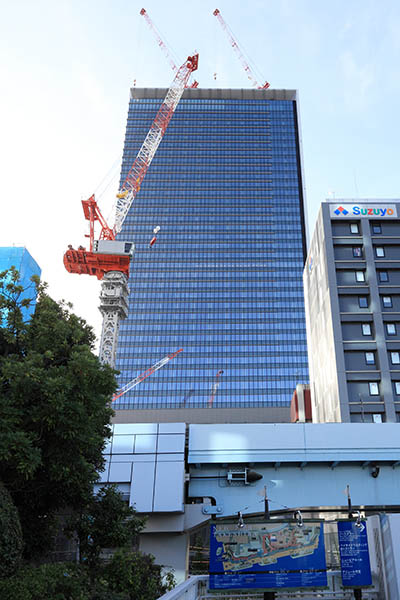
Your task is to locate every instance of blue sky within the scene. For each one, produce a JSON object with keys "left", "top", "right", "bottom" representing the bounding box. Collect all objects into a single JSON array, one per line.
[{"left": 1, "top": 0, "right": 399, "bottom": 339}]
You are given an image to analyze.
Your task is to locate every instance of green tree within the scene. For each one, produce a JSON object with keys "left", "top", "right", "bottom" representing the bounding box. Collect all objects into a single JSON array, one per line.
[
  {"left": 0, "top": 268, "right": 116, "bottom": 559},
  {"left": 105, "top": 549, "right": 175, "bottom": 600},
  {"left": 0, "top": 480, "right": 23, "bottom": 577},
  {"left": 70, "top": 485, "right": 145, "bottom": 573}
]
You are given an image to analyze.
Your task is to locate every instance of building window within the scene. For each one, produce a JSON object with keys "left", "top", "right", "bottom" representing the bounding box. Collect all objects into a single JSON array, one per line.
[
  {"left": 355, "top": 271, "right": 365, "bottom": 282},
  {"left": 379, "top": 271, "right": 389, "bottom": 282},
  {"left": 387, "top": 323, "right": 397, "bottom": 335},
  {"left": 369, "top": 382, "right": 379, "bottom": 396},
  {"left": 395, "top": 382, "right": 400, "bottom": 395},
  {"left": 372, "top": 223, "right": 382, "bottom": 234},
  {"left": 350, "top": 223, "right": 359, "bottom": 234},
  {"left": 372, "top": 414, "right": 383, "bottom": 423},
  {"left": 358, "top": 296, "right": 368, "bottom": 308},
  {"left": 362, "top": 323, "right": 371, "bottom": 336},
  {"left": 353, "top": 247, "right": 363, "bottom": 258},
  {"left": 383, "top": 296, "right": 392, "bottom": 308},
  {"left": 391, "top": 352, "right": 400, "bottom": 365},
  {"left": 365, "top": 352, "right": 375, "bottom": 365},
  {"left": 375, "top": 247, "right": 385, "bottom": 258}
]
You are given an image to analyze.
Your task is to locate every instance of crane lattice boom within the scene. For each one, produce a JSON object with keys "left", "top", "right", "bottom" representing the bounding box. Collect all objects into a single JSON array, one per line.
[
  {"left": 114, "top": 53, "right": 198, "bottom": 235},
  {"left": 113, "top": 348, "right": 183, "bottom": 401},
  {"left": 213, "top": 9, "right": 269, "bottom": 90},
  {"left": 140, "top": 8, "right": 178, "bottom": 73},
  {"left": 63, "top": 53, "right": 198, "bottom": 281}
]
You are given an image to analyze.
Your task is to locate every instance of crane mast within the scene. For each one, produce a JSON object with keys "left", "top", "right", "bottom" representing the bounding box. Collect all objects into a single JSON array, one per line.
[
  {"left": 213, "top": 9, "right": 269, "bottom": 90},
  {"left": 64, "top": 54, "right": 198, "bottom": 368}
]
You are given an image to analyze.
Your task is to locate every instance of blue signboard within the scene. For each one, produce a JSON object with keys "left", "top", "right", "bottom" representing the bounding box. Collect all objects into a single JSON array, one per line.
[
  {"left": 209, "top": 522, "right": 327, "bottom": 590},
  {"left": 338, "top": 521, "right": 372, "bottom": 587}
]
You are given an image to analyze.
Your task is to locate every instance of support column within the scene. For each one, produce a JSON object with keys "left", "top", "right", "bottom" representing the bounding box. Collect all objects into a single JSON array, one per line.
[{"left": 98, "top": 271, "right": 129, "bottom": 367}]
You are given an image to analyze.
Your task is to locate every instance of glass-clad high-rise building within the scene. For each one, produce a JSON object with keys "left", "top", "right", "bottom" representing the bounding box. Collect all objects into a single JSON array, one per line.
[
  {"left": 114, "top": 88, "right": 308, "bottom": 418},
  {"left": 0, "top": 247, "right": 41, "bottom": 322}
]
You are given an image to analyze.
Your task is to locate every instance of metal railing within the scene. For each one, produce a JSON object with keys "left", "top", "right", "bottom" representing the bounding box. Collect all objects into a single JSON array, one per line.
[{"left": 157, "top": 572, "right": 381, "bottom": 600}]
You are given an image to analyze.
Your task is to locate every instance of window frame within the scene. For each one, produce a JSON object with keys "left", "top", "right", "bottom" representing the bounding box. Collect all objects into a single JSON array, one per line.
[
  {"left": 372, "top": 223, "right": 382, "bottom": 234},
  {"left": 352, "top": 246, "right": 363, "bottom": 258},
  {"left": 358, "top": 296, "right": 368, "bottom": 308},
  {"left": 362, "top": 323, "right": 371, "bottom": 336},
  {"left": 365, "top": 351, "right": 375, "bottom": 365},
  {"left": 375, "top": 246, "right": 385, "bottom": 258},
  {"left": 379, "top": 271, "right": 389, "bottom": 283},
  {"left": 395, "top": 382, "right": 400, "bottom": 395},
  {"left": 350, "top": 223, "right": 359, "bottom": 234},
  {"left": 368, "top": 382, "right": 379, "bottom": 396},
  {"left": 386, "top": 323, "right": 397, "bottom": 336},
  {"left": 383, "top": 296, "right": 393, "bottom": 308},
  {"left": 355, "top": 271, "right": 365, "bottom": 283},
  {"left": 391, "top": 351, "right": 400, "bottom": 365}
]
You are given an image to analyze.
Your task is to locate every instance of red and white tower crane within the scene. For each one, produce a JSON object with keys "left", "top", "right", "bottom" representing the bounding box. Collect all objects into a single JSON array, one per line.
[
  {"left": 112, "top": 348, "right": 183, "bottom": 401},
  {"left": 64, "top": 53, "right": 198, "bottom": 367},
  {"left": 140, "top": 8, "right": 199, "bottom": 88},
  {"left": 213, "top": 8, "right": 269, "bottom": 90}
]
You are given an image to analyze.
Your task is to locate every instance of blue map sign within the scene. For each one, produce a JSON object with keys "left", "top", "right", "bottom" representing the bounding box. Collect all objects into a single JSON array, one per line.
[
  {"left": 209, "top": 522, "right": 327, "bottom": 590},
  {"left": 338, "top": 521, "right": 372, "bottom": 587}
]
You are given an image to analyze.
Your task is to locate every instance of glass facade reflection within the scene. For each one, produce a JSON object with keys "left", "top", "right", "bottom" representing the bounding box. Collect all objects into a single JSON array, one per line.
[{"left": 114, "top": 88, "right": 308, "bottom": 410}]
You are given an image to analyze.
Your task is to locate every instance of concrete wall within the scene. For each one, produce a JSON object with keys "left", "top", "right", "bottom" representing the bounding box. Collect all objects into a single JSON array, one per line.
[{"left": 112, "top": 406, "right": 290, "bottom": 425}]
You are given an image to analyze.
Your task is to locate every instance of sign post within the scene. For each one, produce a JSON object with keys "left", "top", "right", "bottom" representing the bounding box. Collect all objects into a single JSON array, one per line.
[{"left": 337, "top": 520, "right": 372, "bottom": 592}]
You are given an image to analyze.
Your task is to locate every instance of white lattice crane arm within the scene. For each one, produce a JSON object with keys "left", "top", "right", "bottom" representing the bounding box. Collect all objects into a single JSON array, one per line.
[
  {"left": 112, "top": 348, "right": 183, "bottom": 401},
  {"left": 213, "top": 9, "right": 269, "bottom": 90},
  {"left": 140, "top": 8, "right": 178, "bottom": 73},
  {"left": 113, "top": 54, "right": 198, "bottom": 236}
]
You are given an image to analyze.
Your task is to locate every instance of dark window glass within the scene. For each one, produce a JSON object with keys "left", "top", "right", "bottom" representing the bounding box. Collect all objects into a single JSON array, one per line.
[
  {"left": 353, "top": 247, "right": 363, "bottom": 258},
  {"left": 379, "top": 271, "right": 389, "bottom": 282},
  {"left": 372, "top": 223, "right": 382, "bottom": 234},
  {"left": 358, "top": 296, "right": 368, "bottom": 308}
]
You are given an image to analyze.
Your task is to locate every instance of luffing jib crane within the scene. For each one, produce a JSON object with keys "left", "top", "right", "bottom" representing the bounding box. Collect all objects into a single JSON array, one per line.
[
  {"left": 140, "top": 8, "right": 199, "bottom": 88},
  {"left": 213, "top": 9, "right": 269, "bottom": 90},
  {"left": 209, "top": 369, "right": 224, "bottom": 406},
  {"left": 112, "top": 348, "right": 183, "bottom": 401},
  {"left": 64, "top": 53, "right": 198, "bottom": 366}
]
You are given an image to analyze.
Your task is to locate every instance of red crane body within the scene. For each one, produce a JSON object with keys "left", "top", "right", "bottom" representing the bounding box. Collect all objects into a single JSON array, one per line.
[{"left": 63, "top": 53, "right": 198, "bottom": 281}]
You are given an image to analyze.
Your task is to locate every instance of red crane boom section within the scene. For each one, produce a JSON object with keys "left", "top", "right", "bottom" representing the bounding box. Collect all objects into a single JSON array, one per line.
[{"left": 63, "top": 54, "right": 198, "bottom": 281}]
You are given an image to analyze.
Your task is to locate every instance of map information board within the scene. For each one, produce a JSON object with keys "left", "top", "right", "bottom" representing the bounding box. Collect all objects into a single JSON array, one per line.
[{"left": 209, "top": 522, "right": 327, "bottom": 590}]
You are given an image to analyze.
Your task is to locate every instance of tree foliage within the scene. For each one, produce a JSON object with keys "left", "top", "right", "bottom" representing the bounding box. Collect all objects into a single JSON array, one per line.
[
  {"left": 0, "top": 268, "right": 116, "bottom": 558},
  {"left": 0, "top": 480, "right": 23, "bottom": 578},
  {"left": 70, "top": 485, "right": 146, "bottom": 571}
]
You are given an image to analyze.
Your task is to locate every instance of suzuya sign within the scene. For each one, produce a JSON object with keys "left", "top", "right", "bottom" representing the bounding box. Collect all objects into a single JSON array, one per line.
[{"left": 330, "top": 204, "right": 397, "bottom": 218}]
